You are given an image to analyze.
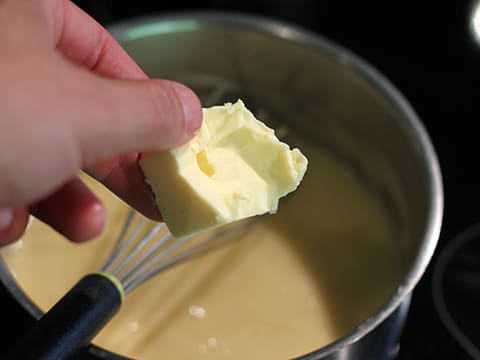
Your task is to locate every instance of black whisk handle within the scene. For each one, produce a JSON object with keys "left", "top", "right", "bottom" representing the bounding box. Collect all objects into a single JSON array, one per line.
[{"left": 5, "top": 273, "right": 123, "bottom": 360}]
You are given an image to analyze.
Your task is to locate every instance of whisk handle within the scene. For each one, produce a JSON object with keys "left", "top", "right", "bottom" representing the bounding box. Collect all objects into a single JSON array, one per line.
[{"left": 5, "top": 273, "right": 123, "bottom": 360}]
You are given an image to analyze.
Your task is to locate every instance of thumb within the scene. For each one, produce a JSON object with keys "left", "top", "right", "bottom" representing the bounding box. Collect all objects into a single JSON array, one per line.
[{"left": 71, "top": 75, "right": 203, "bottom": 166}]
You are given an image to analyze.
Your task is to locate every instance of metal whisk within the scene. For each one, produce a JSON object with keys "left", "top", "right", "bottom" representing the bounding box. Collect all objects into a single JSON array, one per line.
[
  {"left": 6, "top": 209, "right": 247, "bottom": 360},
  {"left": 101, "top": 209, "right": 226, "bottom": 295}
]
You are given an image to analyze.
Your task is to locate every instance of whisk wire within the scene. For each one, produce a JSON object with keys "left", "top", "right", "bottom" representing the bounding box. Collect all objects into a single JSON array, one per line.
[
  {"left": 101, "top": 209, "right": 136, "bottom": 272},
  {"left": 122, "top": 233, "right": 192, "bottom": 293},
  {"left": 109, "top": 220, "right": 162, "bottom": 277},
  {"left": 118, "top": 230, "right": 173, "bottom": 284},
  {"left": 99, "top": 208, "right": 253, "bottom": 295},
  {"left": 123, "top": 219, "right": 254, "bottom": 294},
  {"left": 102, "top": 216, "right": 147, "bottom": 274}
]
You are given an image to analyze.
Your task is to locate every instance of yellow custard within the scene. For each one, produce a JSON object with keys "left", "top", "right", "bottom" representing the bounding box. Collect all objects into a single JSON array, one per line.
[{"left": 1, "top": 134, "right": 405, "bottom": 360}]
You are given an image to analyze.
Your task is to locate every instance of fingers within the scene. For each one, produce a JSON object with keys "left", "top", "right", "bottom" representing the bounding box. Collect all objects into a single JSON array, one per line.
[
  {"left": 52, "top": 2, "right": 201, "bottom": 222},
  {"left": 70, "top": 74, "right": 202, "bottom": 166},
  {"left": 55, "top": 0, "right": 147, "bottom": 80},
  {"left": 0, "top": 208, "right": 29, "bottom": 246},
  {"left": 30, "top": 177, "right": 106, "bottom": 243},
  {"left": 0, "top": 0, "right": 203, "bottom": 245},
  {"left": 53, "top": 2, "right": 203, "bottom": 157}
]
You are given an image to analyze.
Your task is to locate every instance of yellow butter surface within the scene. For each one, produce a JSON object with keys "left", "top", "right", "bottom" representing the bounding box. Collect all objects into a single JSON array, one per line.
[{"left": 140, "top": 100, "right": 308, "bottom": 237}]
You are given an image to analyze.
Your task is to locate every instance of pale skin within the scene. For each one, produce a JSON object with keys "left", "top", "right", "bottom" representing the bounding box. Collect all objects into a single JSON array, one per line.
[{"left": 0, "top": 0, "right": 203, "bottom": 245}]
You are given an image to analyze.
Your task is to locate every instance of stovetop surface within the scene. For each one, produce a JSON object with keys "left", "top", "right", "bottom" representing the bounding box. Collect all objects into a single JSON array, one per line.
[{"left": 2, "top": 1, "right": 480, "bottom": 359}]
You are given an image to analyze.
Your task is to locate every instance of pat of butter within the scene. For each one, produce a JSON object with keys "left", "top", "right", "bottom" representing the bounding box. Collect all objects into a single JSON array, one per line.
[{"left": 140, "top": 100, "right": 308, "bottom": 237}]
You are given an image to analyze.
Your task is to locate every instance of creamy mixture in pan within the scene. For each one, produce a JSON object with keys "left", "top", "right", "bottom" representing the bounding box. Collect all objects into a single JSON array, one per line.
[{"left": 2, "top": 135, "right": 404, "bottom": 359}]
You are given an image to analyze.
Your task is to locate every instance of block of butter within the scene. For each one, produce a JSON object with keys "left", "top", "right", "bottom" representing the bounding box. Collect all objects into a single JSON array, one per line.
[{"left": 140, "top": 100, "right": 308, "bottom": 237}]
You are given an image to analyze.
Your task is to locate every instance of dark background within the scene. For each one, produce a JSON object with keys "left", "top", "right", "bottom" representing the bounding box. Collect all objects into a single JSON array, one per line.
[{"left": 2, "top": 1, "right": 480, "bottom": 359}]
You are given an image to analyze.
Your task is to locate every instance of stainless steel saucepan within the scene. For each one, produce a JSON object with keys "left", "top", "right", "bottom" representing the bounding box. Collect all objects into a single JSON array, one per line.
[{"left": 0, "top": 12, "right": 443, "bottom": 360}]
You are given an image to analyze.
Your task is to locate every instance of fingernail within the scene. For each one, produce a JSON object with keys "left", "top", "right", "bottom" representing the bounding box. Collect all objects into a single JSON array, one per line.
[
  {"left": 172, "top": 83, "right": 203, "bottom": 136},
  {"left": 0, "top": 208, "right": 14, "bottom": 231}
]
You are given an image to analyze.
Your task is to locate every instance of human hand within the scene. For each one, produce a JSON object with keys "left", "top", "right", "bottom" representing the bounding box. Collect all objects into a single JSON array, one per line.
[{"left": 0, "top": 0, "right": 202, "bottom": 245}]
